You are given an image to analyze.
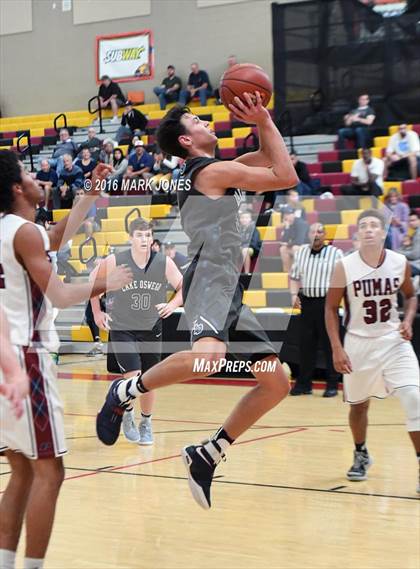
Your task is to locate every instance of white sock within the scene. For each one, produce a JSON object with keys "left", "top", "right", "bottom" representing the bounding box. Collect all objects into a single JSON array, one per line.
[
  {"left": 0, "top": 549, "right": 16, "bottom": 569},
  {"left": 24, "top": 557, "right": 44, "bottom": 569},
  {"left": 116, "top": 374, "right": 145, "bottom": 403}
]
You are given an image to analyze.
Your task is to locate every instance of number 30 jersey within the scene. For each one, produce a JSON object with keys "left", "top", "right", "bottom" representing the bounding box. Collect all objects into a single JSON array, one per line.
[
  {"left": 341, "top": 249, "right": 407, "bottom": 337},
  {"left": 109, "top": 250, "right": 167, "bottom": 332}
]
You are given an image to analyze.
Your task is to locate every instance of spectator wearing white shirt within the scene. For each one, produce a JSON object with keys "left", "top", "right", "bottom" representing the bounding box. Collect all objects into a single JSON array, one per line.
[
  {"left": 342, "top": 148, "right": 384, "bottom": 197},
  {"left": 384, "top": 124, "right": 420, "bottom": 180}
]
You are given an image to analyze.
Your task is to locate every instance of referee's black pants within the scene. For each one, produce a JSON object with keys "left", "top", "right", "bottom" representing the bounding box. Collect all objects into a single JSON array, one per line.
[{"left": 296, "top": 296, "right": 339, "bottom": 390}]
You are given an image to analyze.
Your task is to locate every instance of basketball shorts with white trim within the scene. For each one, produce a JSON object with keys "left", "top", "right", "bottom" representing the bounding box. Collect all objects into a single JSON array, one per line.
[
  {"left": 0, "top": 346, "right": 67, "bottom": 460},
  {"left": 343, "top": 330, "right": 420, "bottom": 404}
]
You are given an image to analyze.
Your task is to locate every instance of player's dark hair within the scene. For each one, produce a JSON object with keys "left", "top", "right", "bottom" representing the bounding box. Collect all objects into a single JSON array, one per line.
[
  {"left": 357, "top": 209, "right": 386, "bottom": 228},
  {"left": 156, "top": 105, "right": 190, "bottom": 159},
  {"left": 129, "top": 217, "right": 153, "bottom": 236},
  {"left": 0, "top": 150, "right": 22, "bottom": 213}
]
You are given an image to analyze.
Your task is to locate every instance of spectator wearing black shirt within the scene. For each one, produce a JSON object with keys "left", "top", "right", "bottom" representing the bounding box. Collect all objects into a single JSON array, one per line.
[
  {"left": 98, "top": 75, "right": 125, "bottom": 124},
  {"left": 75, "top": 148, "right": 97, "bottom": 179},
  {"left": 36, "top": 160, "right": 58, "bottom": 210},
  {"left": 179, "top": 63, "right": 213, "bottom": 107},
  {"left": 338, "top": 93, "right": 375, "bottom": 150},
  {"left": 290, "top": 153, "right": 312, "bottom": 196},
  {"left": 239, "top": 211, "right": 261, "bottom": 273},
  {"left": 164, "top": 242, "right": 189, "bottom": 273},
  {"left": 153, "top": 65, "right": 182, "bottom": 110},
  {"left": 279, "top": 206, "right": 309, "bottom": 272},
  {"left": 53, "top": 154, "right": 84, "bottom": 209},
  {"left": 115, "top": 100, "right": 148, "bottom": 143},
  {"left": 78, "top": 127, "right": 102, "bottom": 160}
]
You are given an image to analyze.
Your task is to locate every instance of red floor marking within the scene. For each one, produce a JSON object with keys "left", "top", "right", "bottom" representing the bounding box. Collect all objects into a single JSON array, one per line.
[
  {"left": 329, "top": 429, "right": 345, "bottom": 432},
  {"left": 0, "top": 427, "right": 307, "bottom": 493},
  {"left": 64, "top": 428, "right": 306, "bottom": 484}
]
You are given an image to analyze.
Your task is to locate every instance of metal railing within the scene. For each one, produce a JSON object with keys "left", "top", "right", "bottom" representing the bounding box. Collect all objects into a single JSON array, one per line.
[
  {"left": 124, "top": 207, "right": 141, "bottom": 233},
  {"left": 54, "top": 113, "right": 68, "bottom": 133},
  {"left": 79, "top": 235, "right": 97, "bottom": 266},
  {"left": 17, "top": 131, "right": 34, "bottom": 172},
  {"left": 88, "top": 96, "right": 104, "bottom": 134}
]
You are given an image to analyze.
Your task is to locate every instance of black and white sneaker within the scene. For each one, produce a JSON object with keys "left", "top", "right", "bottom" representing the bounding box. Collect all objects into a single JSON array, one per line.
[
  {"left": 347, "top": 450, "right": 373, "bottom": 481},
  {"left": 182, "top": 442, "right": 222, "bottom": 510}
]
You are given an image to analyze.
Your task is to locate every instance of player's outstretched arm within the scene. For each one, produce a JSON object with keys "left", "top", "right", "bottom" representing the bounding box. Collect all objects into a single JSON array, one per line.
[
  {"left": 0, "top": 307, "right": 29, "bottom": 418},
  {"left": 14, "top": 225, "right": 132, "bottom": 308},
  {"left": 399, "top": 262, "right": 418, "bottom": 341},
  {"left": 89, "top": 256, "right": 116, "bottom": 330},
  {"left": 325, "top": 262, "right": 352, "bottom": 374},
  {"left": 47, "top": 163, "right": 112, "bottom": 251}
]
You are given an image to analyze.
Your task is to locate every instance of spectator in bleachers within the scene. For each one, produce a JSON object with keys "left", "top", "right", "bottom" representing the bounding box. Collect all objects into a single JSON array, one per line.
[
  {"left": 36, "top": 159, "right": 58, "bottom": 210},
  {"left": 179, "top": 63, "right": 213, "bottom": 107},
  {"left": 152, "top": 239, "right": 162, "bottom": 253},
  {"left": 78, "top": 127, "right": 102, "bottom": 160},
  {"left": 115, "top": 100, "right": 148, "bottom": 144},
  {"left": 53, "top": 154, "right": 84, "bottom": 209},
  {"left": 398, "top": 211, "right": 420, "bottom": 277},
  {"left": 99, "top": 139, "right": 115, "bottom": 166},
  {"left": 153, "top": 65, "right": 183, "bottom": 110},
  {"left": 384, "top": 188, "right": 410, "bottom": 250},
  {"left": 164, "top": 242, "right": 189, "bottom": 272},
  {"left": 109, "top": 148, "right": 128, "bottom": 180},
  {"left": 239, "top": 210, "right": 261, "bottom": 273},
  {"left": 149, "top": 151, "right": 180, "bottom": 193},
  {"left": 73, "top": 188, "right": 100, "bottom": 238},
  {"left": 50, "top": 128, "right": 78, "bottom": 174},
  {"left": 342, "top": 148, "right": 384, "bottom": 196},
  {"left": 384, "top": 124, "right": 420, "bottom": 180},
  {"left": 338, "top": 94, "right": 375, "bottom": 149},
  {"left": 279, "top": 206, "right": 309, "bottom": 272},
  {"left": 273, "top": 189, "right": 306, "bottom": 218},
  {"left": 345, "top": 232, "right": 361, "bottom": 256},
  {"left": 124, "top": 140, "right": 154, "bottom": 184},
  {"left": 98, "top": 75, "right": 125, "bottom": 124},
  {"left": 75, "top": 148, "right": 97, "bottom": 180},
  {"left": 289, "top": 153, "right": 313, "bottom": 195}
]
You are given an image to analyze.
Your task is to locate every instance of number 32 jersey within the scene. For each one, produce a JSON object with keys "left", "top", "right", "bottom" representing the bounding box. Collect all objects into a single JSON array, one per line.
[{"left": 341, "top": 250, "right": 407, "bottom": 337}]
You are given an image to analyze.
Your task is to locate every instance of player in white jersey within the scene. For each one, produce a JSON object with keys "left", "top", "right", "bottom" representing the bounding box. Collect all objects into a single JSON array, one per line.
[
  {"left": 326, "top": 209, "right": 419, "bottom": 492},
  {"left": 0, "top": 150, "right": 132, "bottom": 569},
  {"left": 0, "top": 307, "right": 29, "bottom": 419}
]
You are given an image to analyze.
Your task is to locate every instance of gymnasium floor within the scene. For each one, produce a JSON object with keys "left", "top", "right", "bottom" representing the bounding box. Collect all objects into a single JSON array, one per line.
[{"left": 1, "top": 354, "right": 419, "bottom": 569}]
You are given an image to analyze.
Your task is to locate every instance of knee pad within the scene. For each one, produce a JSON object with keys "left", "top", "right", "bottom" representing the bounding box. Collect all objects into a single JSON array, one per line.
[{"left": 395, "top": 386, "right": 420, "bottom": 432}]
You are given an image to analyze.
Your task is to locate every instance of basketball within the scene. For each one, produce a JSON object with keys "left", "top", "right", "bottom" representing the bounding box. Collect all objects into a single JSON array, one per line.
[{"left": 219, "top": 63, "right": 272, "bottom": 110}]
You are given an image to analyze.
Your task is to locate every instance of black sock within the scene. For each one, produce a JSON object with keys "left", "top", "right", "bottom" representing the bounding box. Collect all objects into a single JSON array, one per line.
[
  {"left": 416, "top": 451, "right": 420, "bottom": 459},
  {"left": 136, "top": 377, "right": 149, "bottom": 393},
  {"left": 141, "top": 412, "right": 152, "bottom": 419},
  {"left": 213, "top": 427, "right": 235, "bottom": 446},
  {"left": 355, "top": 442, "right": 367, "bottom": 452}
]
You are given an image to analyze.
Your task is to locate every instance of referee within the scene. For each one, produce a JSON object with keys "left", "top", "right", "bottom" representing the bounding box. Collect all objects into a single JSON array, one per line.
[{"left": 289, "top": 223, "right": 343, "bottom": 397}]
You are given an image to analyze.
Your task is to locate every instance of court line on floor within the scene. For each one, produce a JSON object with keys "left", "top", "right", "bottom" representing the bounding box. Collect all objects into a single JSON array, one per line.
[
  {"left": 61, "top": 468, "right": 420, "bottom": 502},
  {"left": 62, "top": 428, "right": 306, "bottom": 484}
]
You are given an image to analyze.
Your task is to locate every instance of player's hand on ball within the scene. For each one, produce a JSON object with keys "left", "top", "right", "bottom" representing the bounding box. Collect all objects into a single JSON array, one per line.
[
  {"left": 94, "top": 311, "right": 112, "bottom": 331},
  {"left": 399, "top": 320, "right": 412, "bottom": 341},
  {"left": 228, "top": 92, "right": 270, "bottom": 125},
  {"left": 332, "top": 347, "right": 352, "bottom": 374},
  {"left": 156, "top": 302, "right": 175, "bottom": 319},
  {"left": 105, "top": 264, "right": 133, "bottom": 291},
  {"left": 0, "top": 369, "right": 29, "bottom": 419}
]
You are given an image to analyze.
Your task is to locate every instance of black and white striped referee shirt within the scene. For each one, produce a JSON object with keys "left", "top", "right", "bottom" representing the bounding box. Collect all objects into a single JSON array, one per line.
[{"left": 290, "top": 244, "right": 343, "bottom": 298}]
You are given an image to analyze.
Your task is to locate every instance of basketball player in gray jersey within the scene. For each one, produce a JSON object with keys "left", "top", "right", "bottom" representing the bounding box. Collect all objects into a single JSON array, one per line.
[
  {"left": 97, "top": 93, "right": 298, "bottom": 509},
  {"left": 91, "top": 217, "right": 182, "bottom": 445}
]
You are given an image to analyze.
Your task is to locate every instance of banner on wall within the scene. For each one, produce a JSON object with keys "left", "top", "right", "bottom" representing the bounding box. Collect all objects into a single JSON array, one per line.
[{"left": 96, "top": 30, "right": 154, "bottom": 83}]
